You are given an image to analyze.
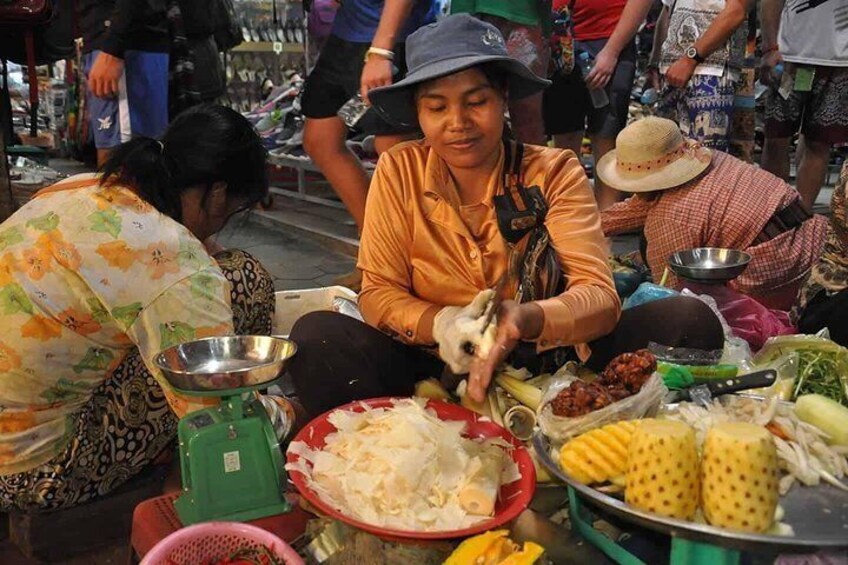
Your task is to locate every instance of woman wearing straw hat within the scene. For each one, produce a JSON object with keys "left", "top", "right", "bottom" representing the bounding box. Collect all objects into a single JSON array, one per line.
[
  {"left": 286, "top": 15, "right": 725, "bottom": 418},
  {"left": 599, "top": 116, "right": 828, "bottom": 311}
]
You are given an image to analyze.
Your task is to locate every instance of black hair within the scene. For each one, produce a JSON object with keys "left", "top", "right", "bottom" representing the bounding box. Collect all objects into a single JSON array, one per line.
[
  {"left": 479, "top": 63, "right": 510, "bottom": 95},
  {"left": 100, "top": 105, "right": 268, "bottom": 221}
]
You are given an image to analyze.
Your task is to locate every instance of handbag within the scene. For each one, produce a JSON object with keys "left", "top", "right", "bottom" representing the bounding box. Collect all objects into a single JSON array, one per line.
[
  {"left": 494, "top": 140, "right": 571, "bottom": 373},
  {"left": 0, "top": 0, "right": 55, "bottom": 137},
  {"left": 211, "top": 0, "right": 243, "bottom": 51},
  {"left": 0, "top": 0, "right": 52, "bottom": 24}
]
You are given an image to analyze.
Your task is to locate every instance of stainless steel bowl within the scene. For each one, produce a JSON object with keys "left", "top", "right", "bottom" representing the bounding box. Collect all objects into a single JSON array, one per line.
[
  {"left": 154, "top": 336, "right": 297, "bottom": 394},
  {"left": 668, "top": 247, "right": 751, "bottom": 284}
]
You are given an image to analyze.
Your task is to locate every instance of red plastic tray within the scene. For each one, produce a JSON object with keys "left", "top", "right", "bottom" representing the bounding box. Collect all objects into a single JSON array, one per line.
[{"left": 286, "top": 397, "right": 536, "bottom": 540}]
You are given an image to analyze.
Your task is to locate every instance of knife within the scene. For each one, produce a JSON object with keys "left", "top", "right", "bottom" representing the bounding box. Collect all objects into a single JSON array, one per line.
[
  {"left": 462, "top": 272, "right": 510, "bottom": 356},
  {"left": 671, "top": 369, "right": 778, "bottom": 406}
]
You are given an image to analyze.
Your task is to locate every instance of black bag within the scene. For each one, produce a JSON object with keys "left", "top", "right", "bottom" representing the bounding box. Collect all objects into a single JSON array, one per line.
[
  {"left": 211, "top": 0, "right": 242, "bottom": 51},
  {"left": 0, "top": 0, "right": 74, "bottom": 66},
  {"left": 494, "top": 140, "right": 572, "bottom": 373},
  {"left": 0, "top": 0, "right": 75, "bottom": 137}
]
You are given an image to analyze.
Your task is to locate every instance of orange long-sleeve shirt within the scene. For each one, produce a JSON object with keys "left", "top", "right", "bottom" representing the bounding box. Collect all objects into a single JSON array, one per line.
[{"left": 358, "top": 140, "right": 620, "bottom": 359}]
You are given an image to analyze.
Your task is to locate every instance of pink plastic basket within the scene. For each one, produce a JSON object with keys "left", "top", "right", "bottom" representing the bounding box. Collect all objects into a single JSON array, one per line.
[{"left": 141, "top": 522, "right": 304, "bottom": 565}]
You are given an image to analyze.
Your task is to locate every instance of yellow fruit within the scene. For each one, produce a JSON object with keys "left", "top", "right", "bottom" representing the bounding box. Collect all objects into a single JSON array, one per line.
[
  {"left": 445, "top": 530, "right": 544, "bottom": 565},
  {"left": 701, "top": 422, "right": 780, "bottom": 533},
  {"left": 558, "top": 421, "right": 639, "bottom": 485},
  {"left": 414, "top": 378, "right": 451, "bottom": 401},
  {"left": 625, "top": 420, "right": 699, "bottom": 520},
  {"left": 499, "top": 542, "right": 545, "bottom": 564},
  {"left": 530, "top": 451, "right": 553, "bottom": 484},
  {"left": 445, "top": 530, "right": 510, "bottom": 565}
]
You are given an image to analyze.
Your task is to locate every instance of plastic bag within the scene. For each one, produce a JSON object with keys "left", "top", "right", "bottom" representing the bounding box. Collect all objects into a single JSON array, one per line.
[
  {"left": 682, "top": 284, "right": 796, "bottom": 351},
  {"left": 648, "top": 342, "right": 724, "bottom": 365},
  {"left": 538, "top": 371, "right": 668, "bottom": 443},
  {"left": 745, "top": 351, "right": 799, "bottom": 401},
  {"left": 622, "top": 282, "right": 678, "bottom": 310},
  {"left": 753, "top": 334, "right": 848, "bottom": 404}
]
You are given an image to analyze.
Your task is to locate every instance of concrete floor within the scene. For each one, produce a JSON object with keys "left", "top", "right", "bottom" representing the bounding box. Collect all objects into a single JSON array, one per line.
[{"left": 216, "top": 215, "right": 356, "bottom": 289}]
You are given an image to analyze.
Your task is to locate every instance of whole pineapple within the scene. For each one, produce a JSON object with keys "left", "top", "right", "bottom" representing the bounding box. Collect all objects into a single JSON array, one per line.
[
  {"left": 625, "top": 420, "right": 700, "bottom": 520},
  {"left": 701, "top": 422, "right": 780, "bottom": 533}
]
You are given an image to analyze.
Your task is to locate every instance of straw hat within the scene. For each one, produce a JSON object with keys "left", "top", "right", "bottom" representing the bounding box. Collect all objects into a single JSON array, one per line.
[{"left": 596, "top": 117, "right": 714, "bottom": 193}]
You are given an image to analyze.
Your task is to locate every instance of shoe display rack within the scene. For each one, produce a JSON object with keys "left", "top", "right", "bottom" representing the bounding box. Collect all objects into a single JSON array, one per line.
[
  {"left": 233, "top": 0, "right": 381, "bottom": 212},
  {"left": 224, "top": 0, "right": 308, "bottom": 113}
]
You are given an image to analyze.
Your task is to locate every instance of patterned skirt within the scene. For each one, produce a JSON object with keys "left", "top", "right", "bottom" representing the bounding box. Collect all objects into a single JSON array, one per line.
[{"left": 0, "top": 250, "right": 274, "bottom": 512}]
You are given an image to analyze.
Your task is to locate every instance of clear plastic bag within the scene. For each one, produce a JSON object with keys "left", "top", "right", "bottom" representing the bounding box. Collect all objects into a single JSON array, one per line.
[
  {"left": 648, "top": 342, "right": 724, "bottom": 365},
  {"left": 537, "top": 371, "right": 668, "bottom": 443},
  {"left": 745, "top": 351, "right": 799, "bottom": 400}
]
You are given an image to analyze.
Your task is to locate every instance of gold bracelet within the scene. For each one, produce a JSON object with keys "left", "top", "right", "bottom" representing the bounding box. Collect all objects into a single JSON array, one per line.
[{"left": 364, "top": 46, "right": 395, "bottom": 63}]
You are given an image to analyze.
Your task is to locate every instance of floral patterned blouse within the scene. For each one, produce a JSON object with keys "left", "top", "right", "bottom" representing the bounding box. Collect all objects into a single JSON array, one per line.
[{"left": 0, "top": 174, "right": 235, "bottom": 475}]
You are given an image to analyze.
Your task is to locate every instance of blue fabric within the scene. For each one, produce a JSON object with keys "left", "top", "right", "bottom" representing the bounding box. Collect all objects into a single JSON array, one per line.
[
  {"left": 658, "top": 73, "right": 737, "bottom": 153},
  {"left": 83, "top": 50, "right": 169, "bottom": 149},
  {"left": 331, "top": 0, "right": 437, "bottom": 43}
]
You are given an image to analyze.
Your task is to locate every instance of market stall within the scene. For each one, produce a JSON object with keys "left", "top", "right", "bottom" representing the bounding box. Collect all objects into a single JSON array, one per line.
[{"left": 134, "top": 255, "right": 848, "bottom": 564}]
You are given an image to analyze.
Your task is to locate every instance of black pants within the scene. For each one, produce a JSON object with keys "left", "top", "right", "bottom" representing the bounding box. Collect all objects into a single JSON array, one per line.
[
  {"left": 798, "top": 288, "right": 848, "bottom": 347},
  {"left": 289, "top": 296, "right": 724, "bottom": 418}
]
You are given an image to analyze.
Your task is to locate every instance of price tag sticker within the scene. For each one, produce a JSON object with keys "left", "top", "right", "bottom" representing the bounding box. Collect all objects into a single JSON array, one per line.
[
  {"left": 223, "top": 450, "right": 241, "bottom": 473},
  {"left": 273, "top": 41, "right": 284, "bottom": 55},
  {"left": 794, "top": 67, "right": 815, "bottom": 92}
]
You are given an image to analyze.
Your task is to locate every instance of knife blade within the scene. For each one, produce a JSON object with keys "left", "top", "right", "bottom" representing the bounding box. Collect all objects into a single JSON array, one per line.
[
  {"left": 480, "top": 271, "right": 510, "bottom": 336},
  {"left": 675, "top": 369, "right": 778, "bottom": 406},
  {"left": 461, "top": 271, "right": 510, "bottom": 357}
]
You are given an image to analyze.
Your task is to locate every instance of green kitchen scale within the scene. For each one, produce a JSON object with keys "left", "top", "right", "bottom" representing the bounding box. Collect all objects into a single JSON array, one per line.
[{"left": 155, "top": 336, "right": 298, "bottom": 525}]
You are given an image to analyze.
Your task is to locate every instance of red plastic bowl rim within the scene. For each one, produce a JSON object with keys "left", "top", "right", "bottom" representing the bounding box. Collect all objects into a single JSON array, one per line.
[{"left": 285, "top": 397, "right": 537, "bottom": 540}]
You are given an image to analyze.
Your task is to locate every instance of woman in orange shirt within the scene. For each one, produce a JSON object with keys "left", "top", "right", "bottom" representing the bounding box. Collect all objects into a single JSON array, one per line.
[{"left": 288, "top": 15, "right": 723, "bottom": 417}]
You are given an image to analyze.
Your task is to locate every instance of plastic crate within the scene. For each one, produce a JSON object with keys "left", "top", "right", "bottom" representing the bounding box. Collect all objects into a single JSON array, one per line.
[{"left": 273, "top": 286, "right": 357, "bottom": 336}]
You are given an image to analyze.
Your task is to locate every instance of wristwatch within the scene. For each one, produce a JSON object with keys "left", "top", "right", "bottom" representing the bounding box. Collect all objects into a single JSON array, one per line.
[{"left": 685, "top": 46, "right": 705, "bottom": 64}]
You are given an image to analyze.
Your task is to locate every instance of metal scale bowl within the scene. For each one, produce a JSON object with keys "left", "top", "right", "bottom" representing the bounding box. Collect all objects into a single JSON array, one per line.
[
  {"left": 668, "top": 247, "right": 752, "bottom": 285},
  {"left": 155, "top": 336, "right": 297, "bottom": 525}
]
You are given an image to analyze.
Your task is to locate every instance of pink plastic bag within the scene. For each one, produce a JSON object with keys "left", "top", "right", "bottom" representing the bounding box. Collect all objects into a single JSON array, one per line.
[{"left": 684, "top": 283, "right": 797, "bottom": 351}]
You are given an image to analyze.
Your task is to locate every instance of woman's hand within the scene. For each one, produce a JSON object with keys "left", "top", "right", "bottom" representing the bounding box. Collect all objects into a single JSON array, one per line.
[
  {"left": 585, "top": 47, "right": 618, "bottom": 91},
  {"left": 433, "top": 290, "right": 496, "bottom": 375},
  {"left": 467, "top": 301, "right": 544, "bottom": 403}
]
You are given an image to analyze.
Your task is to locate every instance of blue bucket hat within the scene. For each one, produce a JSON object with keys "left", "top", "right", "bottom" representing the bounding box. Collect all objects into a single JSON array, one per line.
[{"left": 369, "top": 14, "right": 551, "bottom": 128}]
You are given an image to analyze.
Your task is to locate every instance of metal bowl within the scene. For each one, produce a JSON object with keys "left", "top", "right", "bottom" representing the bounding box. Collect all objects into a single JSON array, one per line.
[
  {"left": 154, "top": 336, "right": 297, "bottom": 395},
  {"left": 668, "top": 247, "right": 751, "bottom": 284}
]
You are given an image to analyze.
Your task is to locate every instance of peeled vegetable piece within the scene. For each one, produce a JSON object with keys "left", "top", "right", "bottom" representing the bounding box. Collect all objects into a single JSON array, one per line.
[
  {"left": 701, "top": 422, "right": 780, "bottom": 533},
  {"left": 795, "top": 394, "right": 848, "bottom": 446},
  {"left": 459, "top": 445, "right": 505, "bottom": 516},
  {"left": 558, "top": 421, "right": 639, "bottom": 485},
  {"left": 625, "top": 420, "right": 699, "bottom": 520}
]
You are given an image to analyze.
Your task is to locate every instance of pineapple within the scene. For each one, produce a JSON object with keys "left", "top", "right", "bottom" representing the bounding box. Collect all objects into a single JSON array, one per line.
[
  {"left": 558, "top": 421, "right": 640, "bottom": 485},
  {"left": 701, "top": 422, "right": 780, "bottom": 533},
  {"left": 625, "top": 420, "right": 699, "bottom": 520}
]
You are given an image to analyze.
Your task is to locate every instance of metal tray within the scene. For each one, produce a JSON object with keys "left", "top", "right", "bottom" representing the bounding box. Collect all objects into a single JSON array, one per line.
[{"left": 533, "top": 431, "right": 848, "bottom": 552}]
